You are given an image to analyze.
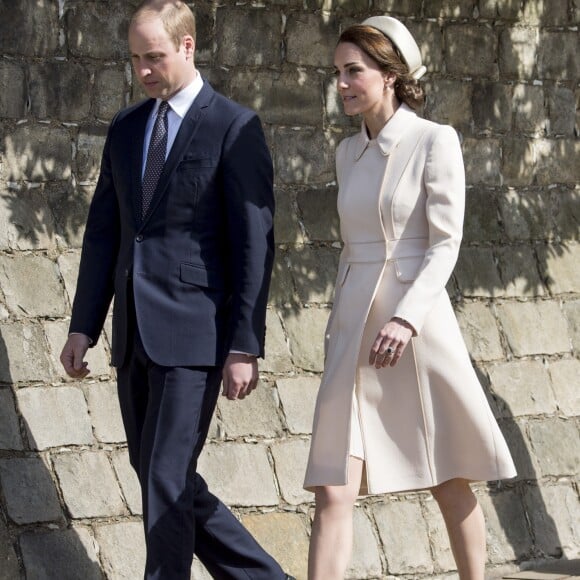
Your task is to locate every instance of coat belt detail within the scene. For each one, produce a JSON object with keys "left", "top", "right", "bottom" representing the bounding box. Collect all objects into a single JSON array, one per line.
[{"left": 344, "top": 238, "right": 428, "bottom": 263}]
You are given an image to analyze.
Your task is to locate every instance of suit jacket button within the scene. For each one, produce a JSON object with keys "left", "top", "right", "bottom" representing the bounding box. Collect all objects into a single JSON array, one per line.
[{"left": 135, "top": 234, "right": 143, "bottom": 242}]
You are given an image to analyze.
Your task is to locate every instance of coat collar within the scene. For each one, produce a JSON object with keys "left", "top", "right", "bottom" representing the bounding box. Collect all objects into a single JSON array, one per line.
[{"left": 353, "top": 103, "right": 417, "bottom": 161}]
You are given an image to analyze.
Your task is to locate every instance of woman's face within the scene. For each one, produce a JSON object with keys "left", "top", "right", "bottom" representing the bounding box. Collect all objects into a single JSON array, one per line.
[{"left": 334, "top": 41, "right": 389, "bottom": 118}]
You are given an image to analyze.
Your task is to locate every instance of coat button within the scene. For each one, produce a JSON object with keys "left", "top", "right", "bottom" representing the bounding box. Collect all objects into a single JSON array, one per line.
[{"left": 135, "top": 234, "right": 143, "bottom": 242}]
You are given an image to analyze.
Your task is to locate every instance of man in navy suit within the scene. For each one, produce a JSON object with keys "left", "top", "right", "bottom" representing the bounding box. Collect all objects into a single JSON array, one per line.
[{"left": 60, "top": 1, "right": 291, "bottom": 578}]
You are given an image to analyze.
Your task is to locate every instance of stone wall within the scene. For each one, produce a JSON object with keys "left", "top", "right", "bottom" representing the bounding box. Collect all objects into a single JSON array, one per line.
[{"left": 0, "top": 0, "right": 578, "bottom": 579}]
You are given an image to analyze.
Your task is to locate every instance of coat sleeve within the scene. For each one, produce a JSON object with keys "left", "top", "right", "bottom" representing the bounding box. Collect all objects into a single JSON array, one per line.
[
  {"left": 392, "top": 124, "right": 465, "bottom": 334},
  {"left": 221, "top": 111, "right": 275, "bottom": 358},
  {"left": 69, "top": 116, "right": 121, "bottom": 344}
]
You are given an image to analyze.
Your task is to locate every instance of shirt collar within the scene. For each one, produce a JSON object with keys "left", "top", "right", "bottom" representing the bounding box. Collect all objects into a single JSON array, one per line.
[
  {"left": 353, "top": 103, "right": 417, "bottom": 161},
  {"left": 152, "top": 71, "right": 204, "bottom": 118}
]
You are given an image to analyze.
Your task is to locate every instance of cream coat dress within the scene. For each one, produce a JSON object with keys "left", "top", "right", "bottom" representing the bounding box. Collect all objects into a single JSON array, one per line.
[{"left": 304, "top": 104, "right": 516, "bottom": 495}]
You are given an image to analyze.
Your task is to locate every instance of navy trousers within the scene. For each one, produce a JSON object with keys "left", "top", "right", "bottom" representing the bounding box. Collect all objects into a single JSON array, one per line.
[{"left": 116, "top": 324, "right": 285, "bottom": 580}]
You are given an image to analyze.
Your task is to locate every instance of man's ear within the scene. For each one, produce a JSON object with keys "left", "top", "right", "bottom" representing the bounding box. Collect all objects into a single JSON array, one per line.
[{"left": 183, "top": 35, "right": 195, "bottom": 59}]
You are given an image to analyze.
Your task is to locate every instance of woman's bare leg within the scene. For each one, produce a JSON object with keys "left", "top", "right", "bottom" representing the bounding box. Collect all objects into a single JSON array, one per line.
[
  {"left": 431, "top": 478, "right": 486, "bottom": 580},
  {"left": 308, "top": 457, "right": 364, "bottom": 580}
]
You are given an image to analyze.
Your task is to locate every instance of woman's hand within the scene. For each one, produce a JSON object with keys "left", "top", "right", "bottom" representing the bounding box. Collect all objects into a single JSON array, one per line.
[{"left": 369, "top": 317, "right": 415, "bottom": 368}]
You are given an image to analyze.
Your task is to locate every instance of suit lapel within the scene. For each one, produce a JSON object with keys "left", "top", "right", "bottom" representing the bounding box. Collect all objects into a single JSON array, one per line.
[{"left": 139, "top": 82, "right": 214, "bottom": 228}]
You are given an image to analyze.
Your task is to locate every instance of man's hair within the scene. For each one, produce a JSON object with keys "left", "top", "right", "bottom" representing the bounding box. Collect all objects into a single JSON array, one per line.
[{"left": 131, "top": 0, "right": 196, "bottom": 47}]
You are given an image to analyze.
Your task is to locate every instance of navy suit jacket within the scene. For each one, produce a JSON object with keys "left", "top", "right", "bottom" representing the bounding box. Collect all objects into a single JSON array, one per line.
[{"left": 69, "top": 81, "right": 275, "bottom": 368}]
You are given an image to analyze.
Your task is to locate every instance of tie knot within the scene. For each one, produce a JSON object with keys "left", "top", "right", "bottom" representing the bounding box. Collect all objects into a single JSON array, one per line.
[{"left": 158, "top": 101, "right": 169, "bottom": 117}]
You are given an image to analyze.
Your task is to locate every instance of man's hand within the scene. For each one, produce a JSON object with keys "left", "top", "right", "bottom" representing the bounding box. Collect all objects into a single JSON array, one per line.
[
  {"left": 60, "top": 334, "right": 91, "bottom": 379},
  {"left": 221, "top": 353, "right": 258, "bottom": 400}
]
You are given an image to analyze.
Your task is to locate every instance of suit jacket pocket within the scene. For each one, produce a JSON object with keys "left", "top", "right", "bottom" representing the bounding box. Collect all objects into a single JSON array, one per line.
[
  {"left": 180, "top": 263, "right": 224, "bottom": 290},
  {"left": 393, "top": 256, "right": 424, "bottom": 282}
]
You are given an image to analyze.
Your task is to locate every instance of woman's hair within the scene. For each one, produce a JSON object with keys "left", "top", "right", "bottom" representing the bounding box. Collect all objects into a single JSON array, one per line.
[
  {"left": 338, "top": 24, "right": 425, "bottom": 110},
  {"left": 131, "top": 0, "right": 196, "bottom": 47}
]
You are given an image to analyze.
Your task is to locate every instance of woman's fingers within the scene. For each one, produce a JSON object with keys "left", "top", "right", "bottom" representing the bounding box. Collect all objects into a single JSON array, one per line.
[{"left": 369, "top": 319, "right": 413, "bottom": 368}]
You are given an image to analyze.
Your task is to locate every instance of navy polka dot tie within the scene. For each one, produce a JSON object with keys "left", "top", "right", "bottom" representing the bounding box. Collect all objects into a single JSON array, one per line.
[{"left": 142, "top": 100, "right": 169, "bottom": 218}]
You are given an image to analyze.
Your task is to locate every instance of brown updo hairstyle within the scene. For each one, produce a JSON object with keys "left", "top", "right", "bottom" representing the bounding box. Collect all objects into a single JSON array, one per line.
[{"left": 338, "top": 24, "right": 425, "bottom": 110}]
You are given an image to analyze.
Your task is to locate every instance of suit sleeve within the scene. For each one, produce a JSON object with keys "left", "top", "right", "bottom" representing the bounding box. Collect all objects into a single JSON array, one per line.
[
  {"left": 393, "top": 125, "right": 465, "bottom": 334},
  {"left": 69, "top": 118, "right": 121, "bottom": 345},
  {"left": 222, "top": 111, "right": 274, "bottom": 358}
]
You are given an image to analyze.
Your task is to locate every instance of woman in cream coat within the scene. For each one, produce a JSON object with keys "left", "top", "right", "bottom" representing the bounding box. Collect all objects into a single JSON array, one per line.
[{"left": 304, "top": 16, "right": 516, "bottom": 580}]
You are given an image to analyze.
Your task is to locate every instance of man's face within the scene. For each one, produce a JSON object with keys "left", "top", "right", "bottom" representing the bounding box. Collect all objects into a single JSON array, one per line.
[{"left": 129, "top": 15, "right": 195, "bottom": 100}]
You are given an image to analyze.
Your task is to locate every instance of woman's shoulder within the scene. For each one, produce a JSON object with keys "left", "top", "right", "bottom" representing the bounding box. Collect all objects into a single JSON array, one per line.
[{"left": 415, "top": 116, "right": 461, "bottom": 146}]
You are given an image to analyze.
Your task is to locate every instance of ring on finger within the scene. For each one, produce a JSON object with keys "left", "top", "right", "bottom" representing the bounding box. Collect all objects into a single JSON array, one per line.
[{"left": 386, "top": 346, "right": 395, "bottom": 355}]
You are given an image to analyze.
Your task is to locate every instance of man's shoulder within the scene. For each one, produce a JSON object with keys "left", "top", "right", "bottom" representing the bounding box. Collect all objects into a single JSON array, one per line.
[
  {"left": 113, "top": 98, "right": 152, "bottom": 124},
  {"left": 201, "top": 82, "right": 258, "bottom": 124}
]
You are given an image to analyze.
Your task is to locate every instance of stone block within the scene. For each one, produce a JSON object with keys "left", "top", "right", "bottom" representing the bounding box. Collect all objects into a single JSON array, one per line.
[
  {"left": 527, "top": 418, "right": 580, "bottom": 477},
  {"left": 197, "top": 443, "right": 278, "bottom": 506},
  {"left": 463, "top": 189, "right": 502, "bottom": 243},
  {"left": 478, "top": 0, "right": 520, "bottom": 19},
  {"left": 48, "top": 182, "right": 92, "bottom": 248},
  {"left": 373, "top": 498, "right": 433, "bottom": 575},
  {"left": 217, "top": 382, "right": 283, "bottom": 439},
  {"left": 548, "top": 359, "right": 580, "bottom": 417},
  {"left": 57, "top": 251, "right": 81, "bottom": 306},
  {"left": 53, "top": 451, "right": 126, "bottom": 518},
  {"left": 76, "top": 126, "right": 108, "bottom": 183},
  {"left": 538, "top": 32, "right": 580, "bottom": 80},
  {"left": 19, "top": 528, "right": 102, "bottom": 580},
  {"left": 0, "top": 255, "right": 67, "bottom": 318},
  {"left": 94, "top": 67, "right": 127, "bottom": 121},
  {"left": 269, "top": 252, "right": 296, "bottom": 306},
  {"left": 501, "top": 138, "right": 535, "bottom": 187},
  {"left": 17, "top": 386, "right": 93, "bottom": 450},
  {"left": 463, "top": 138, "right": 502, "bottom": 186},
  {"left": 562, "top": 299, "right": 580, "bottom": 352},
  {"left": 423, "top": 496, "right": 456, "bottom": 572},
  {"left": 276, "top": 376, "right": 319, "bottom": 435},
  {"left": 0, "top": 457, "right": 62, "bottom": 524},
  {"left": 407, "top": 21, "right": 444, "bottom": 75},
  {"left": 497, "top": 301, "right": 570, "bottom": 357},
  {"left": 496, "top": 418, "right": 537, "bottom": 480},
  {"left": 274, "top": 128, "right": 337, "bottom": 185},
  {"left": 261, "top": 310, "right": 293, "bottom": 374},
  {"left": 191, "top": 558, "right": 213, "bottom": 580},
  {"left": 29, "top": 62, "right": 91, "bottom": 121},
  {"left": 424, "top": 80, "right": 472, "bottom": 129},
  {"left": 499, "top": 189, "right": 551, "bottom": 240},
  {"left": 0, "top": 1, "right": 59, "bottom": 56},
  {"left": 229, "top": 70, "right": 321, "bottom": 126},
  {"left": 454, "top": 246, "right": 503, "bottom": 298},
  {"left": 499, "top": 27, "right": 539, "bottom": 79},
  {"left": 4, "top": 124, "right": 72, "bottom": 182},
  {"left": 84, "top": 382, "right": 126, "bottom": 443},
  {"left": 496, "top": 246, "right": 546, "bottom": 298},
  {"left": 286, "top": 13, "right": 339, "bottom": 67},
  {"left": 374, "top": 0, "right": 423, "bottom": 14},
  {"left": 0, "top": 389, "right": 23, "bottom": 450},
  {"left": 547, "top": 87, "right": 576, "bottom": 136},
  {"left": 282, "top": 307, "right": 329, "bottom": 371},
  {"left": 472, "top": 83, "right": 512, "bottom": 132},
  {"left": 0, "top": 185, "right": 57, "bottom": 251},
  {"left": 298, "top": 188, "right": 340, "bottom": 242},
  {"left": 0, "top": 323, "right": 53, "bottom": 383},
  {"left": 488, "top": 361, "right": 556, "bottom": 418},
  {"left": 274, "top": 189, "right": 303, "bottom": 245},
  {"left": 241, "top": 512, "right": 309, "bottom": 580},
  {"left": 479, "top": 488, "right": 530, "bottom": 563},
  {"left": 111, "top": 449, "right": 142, "bottom": 516},
  {"left": 95, "top": 522, "right": 146, "bottom": 580},
  {"left": 216, "top": 7, "right": 281, "bottom": 66},
  {"left": 65, "top": 3, "right": 132, "bottom": 60},
  {"left": 537, "top": 244, "right": 580, "bottom": 295},
  {"left": 271, "top": 438, "right": 312, "bottom": 505},
  {"left": 0, "top": 61, "right": 26, "bottom": 118},
  {"left": 44, "top": 320, "right": 112, "bottom": 380},
  {"left": 534, "top": 139, "right": 579, "bottom": 186},
  {"left": 0, "top": 516, "right": 19, "bottom": 580},
  {"left": 512, "top": 84, "right": 546, "bottom": 135},
  {"left": 346, "top": 507, "right": 383, "bottom": 579},
  {"left": 289, "top": 245, "right": 340, "bottom": 304},
  {"left": 525, "top": 483, "right": 580, "bottom": 558},
  {"left": 445, "top": 24, "right": 498, "bottom": 78},
  {"left": 455, "top": 302, "right": 503, "bottom": 361}
]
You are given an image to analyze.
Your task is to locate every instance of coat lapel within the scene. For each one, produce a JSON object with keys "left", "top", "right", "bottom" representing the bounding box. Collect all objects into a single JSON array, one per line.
[{"left": 139, "top": 82, "right": 214, "bottom": 228}]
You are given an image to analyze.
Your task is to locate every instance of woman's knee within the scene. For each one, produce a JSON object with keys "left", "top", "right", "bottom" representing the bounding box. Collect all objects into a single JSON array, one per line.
[
  {"left": 314, "top": 485, "right": 358, "bottom": 512},
  {"left": 431, "top": 478, "right": 475, "bottom": 509}
]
